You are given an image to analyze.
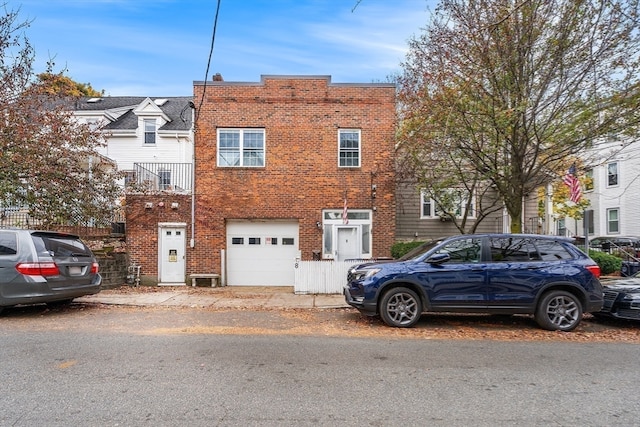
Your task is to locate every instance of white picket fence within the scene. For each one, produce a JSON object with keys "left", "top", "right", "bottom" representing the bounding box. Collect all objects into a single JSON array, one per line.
[{"left": 293, "top": 260, "right": 366, "bottom": 294}]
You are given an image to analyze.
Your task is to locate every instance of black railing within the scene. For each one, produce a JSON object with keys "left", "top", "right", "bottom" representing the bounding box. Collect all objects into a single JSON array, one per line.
[
  {"left": 130, "top": 162, "right": 192, "bottom": 192},
  {"left": 0, "top": 208, "right": 125, "bottom": 238}
]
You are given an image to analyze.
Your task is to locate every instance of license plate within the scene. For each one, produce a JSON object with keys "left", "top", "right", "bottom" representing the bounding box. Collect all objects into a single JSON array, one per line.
[{"left": 68, "top": 266, "right": 82, "bottom": 275}]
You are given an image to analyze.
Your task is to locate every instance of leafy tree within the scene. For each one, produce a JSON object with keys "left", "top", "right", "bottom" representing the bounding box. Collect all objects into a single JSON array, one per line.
[
  {"left": 396, "top": 0, "right": 640, "bottom": 233},
  {"left": 36, "top": 72, "right": 103, "bottom": 97},
  {"left": 0, "top": 6, "right": 122, "bottom": 229}
]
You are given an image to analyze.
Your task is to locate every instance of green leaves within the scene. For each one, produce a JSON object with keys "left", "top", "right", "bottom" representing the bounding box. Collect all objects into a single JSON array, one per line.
[
  {"left": 0, "top": 7, "right": 122, "bottom": 229},
  {"left": 397, "top": 0, "right": 640, "bottom": 232}
]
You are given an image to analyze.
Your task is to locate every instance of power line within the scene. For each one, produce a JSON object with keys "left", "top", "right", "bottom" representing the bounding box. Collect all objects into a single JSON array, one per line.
[{"left": 195, "top": 0, "right": 222, "bottom": 127}]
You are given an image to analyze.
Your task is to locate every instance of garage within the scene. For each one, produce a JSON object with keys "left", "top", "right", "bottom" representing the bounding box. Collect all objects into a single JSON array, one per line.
[{"left": 226, "top": 221, "right": 300, "bottom": 286}]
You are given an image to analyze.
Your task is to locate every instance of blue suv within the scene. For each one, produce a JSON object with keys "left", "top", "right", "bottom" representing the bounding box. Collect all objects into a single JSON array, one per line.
[{"left": 344, "top": 234, "right": 603, "bottom": 331}]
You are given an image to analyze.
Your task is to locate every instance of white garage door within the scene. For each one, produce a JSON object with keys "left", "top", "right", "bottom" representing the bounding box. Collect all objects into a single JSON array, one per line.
[{"left": 226, "top": 221, "right": 300, "bottom": 286}]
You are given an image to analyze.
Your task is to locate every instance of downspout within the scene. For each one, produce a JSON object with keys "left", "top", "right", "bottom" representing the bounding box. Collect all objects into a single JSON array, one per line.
[{"left": 190, "top": 104, "right": 196, "bottom": 248}]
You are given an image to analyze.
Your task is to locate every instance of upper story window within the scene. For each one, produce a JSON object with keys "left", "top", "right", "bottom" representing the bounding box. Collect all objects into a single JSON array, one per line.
[
  {"left": 218, "top": 129, "right": 265, "bottom": 167},
  {"left": 607, "top": 162, "right": 618, "bottom": 187},
  {"left": 144, "top": 119, "right": 156, "bottom": 144},
  {"left": 338, "top": 129, "right": 360, "bottom": 168},
  {"left": 584, "top": 169, "right": 594, "bottom": 191}
]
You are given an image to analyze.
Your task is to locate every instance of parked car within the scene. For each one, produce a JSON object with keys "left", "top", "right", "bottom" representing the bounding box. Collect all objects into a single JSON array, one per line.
[
  {"left": 598, "top": 273, "right": 640, "bottom": 320},
  {"left": 590, "top": 236, "right": 640, "bottom": 251},
  {"left": 0, "top": 229, "right": 101, "bottom": 313},
  {"left": 344, "top": 234, "right": 603, "bottom": 331}
]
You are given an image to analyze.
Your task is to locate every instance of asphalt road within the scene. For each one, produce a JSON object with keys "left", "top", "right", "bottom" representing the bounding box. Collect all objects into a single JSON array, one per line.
[{"left": 1, "top": 304, "right": 639, "bottom": 426}]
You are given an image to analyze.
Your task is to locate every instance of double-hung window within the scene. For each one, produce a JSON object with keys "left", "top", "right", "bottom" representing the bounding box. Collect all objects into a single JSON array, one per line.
[
  {"left": 607, "top": 162, "right": 618, "bottom": 187},
  {"left": 144, "top": 119, "right": 156, "bottom": 144},
  {"left": 218, "top": 129, "right": 265, "bottom": 167},
  {"left": 420, "top": 191, "right": 435, "bottom": 218},
  {"left": 339, "top": 129, "right": 360, "bottom": 167},
  {"left": 607, "top": 208, "right": 619, "bottom": 234},
  {"left": 421, "top": 189, "right": 475, "bottom": 219}
]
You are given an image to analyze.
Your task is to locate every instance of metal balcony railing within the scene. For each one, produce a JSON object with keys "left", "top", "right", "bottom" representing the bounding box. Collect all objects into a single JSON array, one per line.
[{"left": 130, "top": 162, "right": 192, "bottom": 193}]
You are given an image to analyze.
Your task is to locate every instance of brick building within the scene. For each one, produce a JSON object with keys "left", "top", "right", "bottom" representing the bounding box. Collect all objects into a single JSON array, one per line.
[{"left": 127, "top": 75, "right": 396, "bottom": 286}]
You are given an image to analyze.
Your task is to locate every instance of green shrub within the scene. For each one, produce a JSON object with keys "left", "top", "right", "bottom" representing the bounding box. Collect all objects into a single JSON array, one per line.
[
  {"left": 390, "top": 241, "right": 426, "bottom": 259},
  {"left": 588, "top": 250, "right": 622, "bottom": 275}
]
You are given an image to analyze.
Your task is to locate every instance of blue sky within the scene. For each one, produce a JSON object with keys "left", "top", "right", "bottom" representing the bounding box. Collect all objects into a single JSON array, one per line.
[{"left": 15, "top": 0, "right": 435, "bottom": 96}]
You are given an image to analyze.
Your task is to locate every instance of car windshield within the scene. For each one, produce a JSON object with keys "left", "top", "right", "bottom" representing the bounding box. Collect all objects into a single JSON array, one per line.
[{"left": 398, "top": 239, "right": 443, "bottom": 261}]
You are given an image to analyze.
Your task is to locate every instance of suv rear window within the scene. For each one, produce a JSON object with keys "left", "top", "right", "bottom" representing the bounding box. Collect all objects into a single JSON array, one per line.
[
  {"left": 32, "top": 233, "right": 92, "bottom": 258},
  {"left": 0, "top": 232, "right": 17, "bottom": 255},
  {"left": 535, "top": 240, "right": 573, "bottom": 261}
]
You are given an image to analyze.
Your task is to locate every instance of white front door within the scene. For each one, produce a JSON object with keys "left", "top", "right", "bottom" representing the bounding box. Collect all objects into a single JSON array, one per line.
[
  {"left": 159, "top": 224, "right": 186, "bottom": 284},
  {"left": 336, "top": 226, "right": 360, "bottom": 261}
]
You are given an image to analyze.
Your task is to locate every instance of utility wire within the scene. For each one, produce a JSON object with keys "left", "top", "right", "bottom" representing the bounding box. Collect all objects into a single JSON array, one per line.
[{"left": 195, "top": 0, "right": 222, "bottom": 127}]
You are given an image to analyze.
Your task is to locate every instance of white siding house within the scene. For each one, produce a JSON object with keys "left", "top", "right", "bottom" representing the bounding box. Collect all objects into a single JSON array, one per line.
[
  {"left": 583, "top": 139, "right": 640, "bottom": 238},
  {"left": 73, "top": 96, "right": 194, "bottom": 192}
]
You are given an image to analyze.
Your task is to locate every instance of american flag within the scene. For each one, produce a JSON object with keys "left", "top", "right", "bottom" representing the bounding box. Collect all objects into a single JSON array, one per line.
[
  {"left": 563, "top": 165, "right": 582, "bottom": 203},
  {"left": 342, "top": 197, "right": 349, "bottom": 224}
]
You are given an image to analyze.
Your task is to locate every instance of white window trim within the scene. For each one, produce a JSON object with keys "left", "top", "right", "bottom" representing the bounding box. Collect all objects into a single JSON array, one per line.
[
  {"left": 217, "top": 128, "right": 266, "bottom": 168},
  {"left": 420, "top": 189, "right": 476, "bottom": 219},
  {"left": 606, "top": 162, "right": 619, "bottom": 188},
  {"left": 338, "top": 129, "right": 361, "bottom": 168},
  {"left": 321, "top": 209, "right": 372, "bottom": 259},
  {"left": 420, "top": 190, "right": 435, "bottom": 218},
  {"left": 606, "top": 207, "right": 620, "bottom": 234},
  {"left": 143, "top": 119, "right": 156, "bottom": 145}
]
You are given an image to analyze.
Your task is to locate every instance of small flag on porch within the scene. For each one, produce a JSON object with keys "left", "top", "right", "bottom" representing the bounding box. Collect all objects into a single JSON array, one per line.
[
  {"left": 563, "top": 164, "right": 582, "bottom": 203},
  {"left": 342, "top": 197, "right": 349, "bottom": 224}
]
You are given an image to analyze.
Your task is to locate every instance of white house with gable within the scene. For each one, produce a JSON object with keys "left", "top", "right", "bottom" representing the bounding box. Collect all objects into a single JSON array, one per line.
[
  {"left": 73, "top": 96, "right": 194, "bottom": 192},
  {"left": 581, "top": 138, "right": 640, "bottom": 238}
]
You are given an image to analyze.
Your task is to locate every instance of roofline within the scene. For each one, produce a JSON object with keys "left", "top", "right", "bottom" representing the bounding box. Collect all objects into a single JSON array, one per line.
[{"left": 193, "top": 74, "right": 395, "bottom": 88}]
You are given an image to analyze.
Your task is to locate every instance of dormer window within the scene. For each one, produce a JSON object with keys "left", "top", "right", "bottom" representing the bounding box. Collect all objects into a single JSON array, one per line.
[{"left": 144, "top": 119, "right": 156, "bottom": 144}]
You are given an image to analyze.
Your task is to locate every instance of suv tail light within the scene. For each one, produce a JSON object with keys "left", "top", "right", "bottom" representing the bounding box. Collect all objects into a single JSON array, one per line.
[
  {"left": 586, "top": 265, "right": 601, "bottom": 279},
  {"left": 16, "top": 262, "right": 60, "bottom": 277},
  {"left": 91, "top": 262, "right": 99, "bottom": 274}
]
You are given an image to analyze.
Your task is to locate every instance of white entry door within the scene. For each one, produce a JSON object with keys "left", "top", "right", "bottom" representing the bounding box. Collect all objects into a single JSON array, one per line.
[
  {"left": 159, "top": 224, "right": 186, "bottom": 284},
  {"left": 336, "top": 226, "right": 360, "bottom": 261}
]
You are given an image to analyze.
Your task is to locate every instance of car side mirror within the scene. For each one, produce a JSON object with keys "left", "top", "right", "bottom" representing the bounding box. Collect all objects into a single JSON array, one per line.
[{"left": 426, "top": 253, "right": 450, "bottom": 264}]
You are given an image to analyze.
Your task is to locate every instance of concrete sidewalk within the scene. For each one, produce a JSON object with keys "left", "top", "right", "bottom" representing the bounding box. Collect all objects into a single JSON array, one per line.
[{"left": 76, "top": 286, "right": 349, "bottom": 310}]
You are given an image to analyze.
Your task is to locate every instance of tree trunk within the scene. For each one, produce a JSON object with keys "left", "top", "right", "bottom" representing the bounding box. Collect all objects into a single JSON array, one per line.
[{"left": 510, "top": 216, "right": 522, "bottom": 233}]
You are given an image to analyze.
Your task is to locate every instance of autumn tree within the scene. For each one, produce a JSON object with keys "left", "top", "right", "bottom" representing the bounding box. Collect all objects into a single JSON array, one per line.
[
  {"left": 396, "top": 0, "right": 640, "bottom": 233},
  {"left": 0, "top": 6, "right": 122, "bottom": 229},
  {"left": 36, "top": 72, "right": 103, "bottom": 97}
]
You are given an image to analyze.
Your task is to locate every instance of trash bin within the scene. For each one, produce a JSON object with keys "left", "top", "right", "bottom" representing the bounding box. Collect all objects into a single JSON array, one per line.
[{"left": 620, "top": 261, "right": 640, "bottom": 277}]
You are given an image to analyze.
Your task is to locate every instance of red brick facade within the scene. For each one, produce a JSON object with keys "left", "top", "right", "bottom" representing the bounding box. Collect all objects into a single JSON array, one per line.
[
  {"left": 191, "top": 75, "right": 396, "bottom": 273},
  {"left": 126, "top": 75, "right": 396, "bottom": 283},
  {"left": 125, "top": 194, "right": 191, "bottom": 280}
]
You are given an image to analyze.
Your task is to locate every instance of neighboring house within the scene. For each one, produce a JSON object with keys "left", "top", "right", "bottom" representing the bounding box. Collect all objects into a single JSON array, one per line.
[
  {"left": 579, "top": 139, "right": 640, "bottom": 238},
  {"left": 126, "top": 75, "right": 397, "bottom": 286},
  {"left": 395, "top": 183, "right": 513, "bottom": 241},
  {"left": 73, "top": 96, "right": 194, "bottom": 192}
]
